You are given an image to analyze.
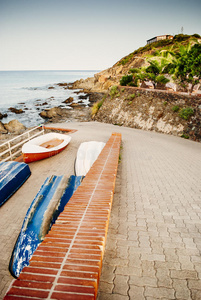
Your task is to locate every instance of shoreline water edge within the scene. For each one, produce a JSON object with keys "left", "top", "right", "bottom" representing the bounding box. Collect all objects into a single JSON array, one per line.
[{"left": 0, "top": 71, "right": 104, "bottom": 139}]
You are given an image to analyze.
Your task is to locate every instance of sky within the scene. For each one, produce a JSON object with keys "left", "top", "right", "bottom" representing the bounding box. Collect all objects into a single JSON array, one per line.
[{"left": 0, "top": 0, "right": 201, "bottom": 71}]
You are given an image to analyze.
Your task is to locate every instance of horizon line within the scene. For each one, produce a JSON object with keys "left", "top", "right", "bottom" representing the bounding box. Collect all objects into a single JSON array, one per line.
[{"left": 0, "top": 69, "right": 102, "bottom": 72}]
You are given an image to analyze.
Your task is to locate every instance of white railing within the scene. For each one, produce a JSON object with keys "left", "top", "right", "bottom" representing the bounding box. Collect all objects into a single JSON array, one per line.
[{"left": 0, "top": 125, "right": 45, "bottom": 162}]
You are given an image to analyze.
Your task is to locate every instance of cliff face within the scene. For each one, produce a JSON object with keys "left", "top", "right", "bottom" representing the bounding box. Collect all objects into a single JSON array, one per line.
[{"left": 93, "top": 86, "right": 201, "bottom": 142}]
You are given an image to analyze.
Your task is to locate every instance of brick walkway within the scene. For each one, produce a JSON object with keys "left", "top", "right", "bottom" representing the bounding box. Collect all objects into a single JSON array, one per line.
[{"left": 1, "top": 121, "right": 201, "bottom": 300}]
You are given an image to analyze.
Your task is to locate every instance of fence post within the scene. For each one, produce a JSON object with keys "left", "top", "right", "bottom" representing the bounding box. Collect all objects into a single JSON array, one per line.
[{"left": 8, "top": 141, "right": 12, "bottom": 160}]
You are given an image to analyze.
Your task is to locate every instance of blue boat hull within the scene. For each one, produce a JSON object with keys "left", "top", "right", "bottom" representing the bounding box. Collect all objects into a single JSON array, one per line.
[
  {"left": 9, "top": 174, "right": 83, "bottom": 278},
  {"left": 0, "top": 162, "right": 31, "bottom": 207}
]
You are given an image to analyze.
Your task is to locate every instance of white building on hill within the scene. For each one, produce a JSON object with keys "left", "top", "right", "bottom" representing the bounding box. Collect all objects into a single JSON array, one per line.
[{"left": 147, "top": 35, "right": 173, "bottom": 45}]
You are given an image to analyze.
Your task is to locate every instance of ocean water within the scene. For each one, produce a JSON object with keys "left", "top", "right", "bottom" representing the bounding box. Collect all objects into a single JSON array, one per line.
[{"left": 0, "top": 70, "right": 98, "bottom": 128}]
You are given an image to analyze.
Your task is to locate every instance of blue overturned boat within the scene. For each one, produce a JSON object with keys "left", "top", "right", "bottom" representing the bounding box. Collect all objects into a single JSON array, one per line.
[
  {"left": 9, "top": 174, "right": 83, "bottom": 278},
  {"left": 0, "top": 161, "right": 31, "bottom": 207}
]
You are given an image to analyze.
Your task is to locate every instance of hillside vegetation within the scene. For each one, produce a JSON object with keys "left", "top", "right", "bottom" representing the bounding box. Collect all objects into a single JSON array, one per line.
[
  {"left": 73, "top": 34, "right": 201, "bottom": 93},
  {"left": 119, "top": 34, "right": 201, "bottom": 93},
  {"left": 71, "top": 34, "right": 201, "bottom": 142}
]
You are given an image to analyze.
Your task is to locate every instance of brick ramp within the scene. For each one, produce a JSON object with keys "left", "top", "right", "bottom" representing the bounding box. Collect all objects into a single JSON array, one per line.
[{"left": 4, "top": 132, "right": 121, "bottom": 300}]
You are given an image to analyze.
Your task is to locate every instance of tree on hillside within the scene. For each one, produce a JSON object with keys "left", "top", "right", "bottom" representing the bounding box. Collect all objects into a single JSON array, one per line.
[
  {"left": 128, "top": 59, "right": 170, "bottom": 89},
  {"left": 171, "top": 43, "right": 201, "bottom": 93}
]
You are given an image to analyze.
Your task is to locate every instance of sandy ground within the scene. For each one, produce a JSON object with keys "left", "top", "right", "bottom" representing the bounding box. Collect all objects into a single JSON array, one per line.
[{"left": 1, "top": 121, "right": 201, "bottom": 299}]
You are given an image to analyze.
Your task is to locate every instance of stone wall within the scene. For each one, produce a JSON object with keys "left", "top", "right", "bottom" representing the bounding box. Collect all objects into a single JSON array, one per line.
[{"left": 94, "top": 86, "right": 201, "bottom": 142}]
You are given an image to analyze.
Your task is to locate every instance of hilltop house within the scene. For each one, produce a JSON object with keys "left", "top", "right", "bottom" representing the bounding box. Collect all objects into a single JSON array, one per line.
[{"left": 147, "top": 35, "right": 173, "bottom": 45}]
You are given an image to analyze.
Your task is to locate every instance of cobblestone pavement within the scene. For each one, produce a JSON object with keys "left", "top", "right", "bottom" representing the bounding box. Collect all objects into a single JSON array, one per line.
[{"left": 0, "top": 121, "right": 201, "bottom": 300}]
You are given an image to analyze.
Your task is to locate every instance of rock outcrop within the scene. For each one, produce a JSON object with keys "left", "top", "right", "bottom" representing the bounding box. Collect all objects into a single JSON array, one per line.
[
  {"left": 4, "top": 119, "right": 26, "bottom": 134},
  {"left": 0, "top": 113, "right": 8, "bottom": 120},
  {"left": 40, "top": 107, "right": 68, "bottom": 119},
  {"left": 9, "top": 107, "right": 25, "bottom": 114},
  {"left": 62, "top": 97, "right": 74, "bottom": 104},
  {"left": 0, "top": 121, "right": 7, "bottom": 134}
]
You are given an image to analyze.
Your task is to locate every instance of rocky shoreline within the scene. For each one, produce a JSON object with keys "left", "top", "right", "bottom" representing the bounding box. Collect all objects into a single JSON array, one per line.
[
  {"left": 0, "top": 81, "right": 105, "bottom": 141},
  {"left": 1, "top": 73, "right": 201, "bottom": 144}
]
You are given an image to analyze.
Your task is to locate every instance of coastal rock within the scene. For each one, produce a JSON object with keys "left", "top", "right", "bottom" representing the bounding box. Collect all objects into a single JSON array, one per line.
[
  {"left": 0, "top": 112, "right": 8, "bottom": 120},
  {"left": 40, "top": 107, "right": 69, "bottom": 119},
  {"left": 4, "top": 119, "right": 26, "bottom": 134},
  {"left": 9, "top": 107, "right": 25, "bottom": 114},
  {"left": 78, "top": 95, "right": 88, "bottom": 100},
  {"left": 69, "top": 103, "right": 83, "bottom": 109},
  {"left": 57, "top": 82, "right": 68, "bottom": 87},
  {"left": 0, "top": 121, "right": 7, "bottom": 134},
  {"left": 62, "top": 97, "right": 74, "bottom": 104},
  {"left": 87, "top": 92, "right": 106, "bottom": 106}
]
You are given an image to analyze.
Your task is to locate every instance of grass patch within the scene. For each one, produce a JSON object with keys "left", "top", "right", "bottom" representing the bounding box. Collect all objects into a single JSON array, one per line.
[
  {"left": 129, "top": 93, "right": 136, "bottom": 99},
  {"left": 172, "top": 105, "right": 180, "bottom": 112},
  {"left": 91, "top": 97, "right": 105, "bottom": 116},
  {"left": 179, "top": 107, "right": 194, "bottom": 120},
  {"left": 181, "top": 133, "right": 189, "bottom": 139},
  {"left": 110, "top": 86, "right": 119, "bottom": 98}
]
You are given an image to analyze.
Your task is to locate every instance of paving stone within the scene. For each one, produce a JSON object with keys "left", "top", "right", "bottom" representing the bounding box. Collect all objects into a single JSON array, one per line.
[
  {"left": 141, "top": 253, "right": 166, "bottom": 262},
  {"left": 178, "top": 255, "right": 195, "bottom": 270},
  {"left": 191, "top": 289, "right": 201, "bottom": 300},
  {"left": 130, "top": 275, "right": 157, "bottom": 287},
  {"left": 97, "top": 281, "right": 113, "bottom": 294},
  {"left": 142, "top": 261, "right": 156, "bottom": 278},
  {"left": 144, "top": 286, "right": 175, "bottom": 299},
  {"left": 97, "top": 292, "right": 129, "bottom": 300},
  {"left": 113, "top": 274, "right": 129, "bottom": 295},
  {"left": 156, "top": 268, "right": 173, "bottom": 288},
  {"left": 115, "top": 266, "right": 142, "bottom": 277},
  {"left": 188, "top": 279, "right": 201, "bottom": 290},
  {"left": 100, "top": 264, "right": 116, "bottom": 283},
  {"left": 172, "top": 279, "right": 191, "bottom": 299},
  {"left": 171, "top": 269, "right": 198, "bottom": 280},
  {"left": 129, "top": 285, "right": 145, "bottom": 299}
]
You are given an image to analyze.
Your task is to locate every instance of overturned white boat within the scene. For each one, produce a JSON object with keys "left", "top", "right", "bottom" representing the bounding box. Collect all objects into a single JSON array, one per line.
[{"left": 75, "top": 141, "right": 105, "bottom": 176}]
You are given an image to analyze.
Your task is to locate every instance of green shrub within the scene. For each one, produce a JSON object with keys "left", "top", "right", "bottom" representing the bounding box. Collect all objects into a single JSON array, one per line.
[
  {"left": 181, "top": 133, "right": 189, "bottom": 139},
  {"left": 173, "top": 34, "right": 190, "bottom": 42},
  {"left": 179, "top": 107, "right": 194, "bottom": 120},
  {"left": 110, "top": 85, "right": 119, "bottom": 98},
  {"left": 129, "top": 68, "right": 140, "bottom": 74},
  {"left": 192, "top": 33, "right": 201, "bottom": 38},
  {"left": 127, "top": 81, "right": 137, "bottom": 87},
  {"left": 128, "top": 93, "right": 136, "bottom": 99},
  {"left": 119, "top": 53, "right": 134, "bottom": 65},
  {"left": 172, "top": 105, "right": 180, "bottom": 112},
  {"left": 155, "top": 75, "right": 170, "bottom": 84},
  {"left": 91, "top": 98, "right": 104, "bottom": 116},
  {"left": 120, "top": 75, "right": 133, "bottom": 86}
]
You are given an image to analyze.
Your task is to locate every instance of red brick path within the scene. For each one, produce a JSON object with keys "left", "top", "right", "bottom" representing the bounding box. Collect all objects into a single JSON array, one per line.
[{"left": 4, "top": 132, "right": 121, "bottom": 300}]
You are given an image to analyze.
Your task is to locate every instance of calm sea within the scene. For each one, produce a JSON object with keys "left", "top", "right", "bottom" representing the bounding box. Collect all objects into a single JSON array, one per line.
[{"left": 0, "top": 70, "right": 98, "bottom": 128}]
